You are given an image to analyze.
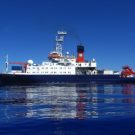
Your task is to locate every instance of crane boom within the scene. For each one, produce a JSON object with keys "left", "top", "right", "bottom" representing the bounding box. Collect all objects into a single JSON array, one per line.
[{"left": 9, "top": 62, "right": 27, "bottom": 65}]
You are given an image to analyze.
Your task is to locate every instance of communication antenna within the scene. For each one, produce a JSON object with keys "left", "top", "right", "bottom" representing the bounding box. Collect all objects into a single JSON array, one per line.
[
  {"left": 55, "top": 31, "right": 67, "bottom": 56},
  {"left": 5, "top": 54, "right": 8, "bottom": 73}
]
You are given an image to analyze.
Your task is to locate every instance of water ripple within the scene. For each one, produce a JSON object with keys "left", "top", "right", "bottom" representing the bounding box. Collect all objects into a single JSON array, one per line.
[{"left": 0, "top": 83, "right": 135, "bottom": 121}]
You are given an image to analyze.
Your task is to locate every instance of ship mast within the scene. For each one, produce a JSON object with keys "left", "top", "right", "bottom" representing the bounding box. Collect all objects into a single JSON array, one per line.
[
  {"left": 55, "top": 31, "right": 67, "bottom": 56},
  {"left": 5, "top": 54, "right": 9, "bottom": 73}
]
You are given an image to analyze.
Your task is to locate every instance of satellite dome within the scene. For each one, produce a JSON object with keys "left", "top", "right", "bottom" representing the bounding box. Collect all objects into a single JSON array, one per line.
[
  {"left": 92, "top": 58, "right": 96, "bottom": 62},
  {"left": 27, "top": 60, "right": 34, "bottom": 65}
]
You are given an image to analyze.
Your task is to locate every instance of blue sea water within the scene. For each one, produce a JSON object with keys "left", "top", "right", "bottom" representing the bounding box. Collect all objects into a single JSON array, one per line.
[{"left": 0, "top": 83, "right": 135, "bottom": 135}]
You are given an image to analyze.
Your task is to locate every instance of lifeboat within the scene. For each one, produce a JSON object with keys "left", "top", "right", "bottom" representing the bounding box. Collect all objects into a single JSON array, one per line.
[{"left": 48, "top": 51, "right": 62, "bottom": 59}]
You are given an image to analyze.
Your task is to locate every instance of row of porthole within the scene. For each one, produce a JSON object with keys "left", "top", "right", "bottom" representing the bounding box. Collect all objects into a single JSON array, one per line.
[
  {"left": 27, "top": 69, "right": 73, "bottom": 72},
  {"left": 27, "top": 72, "right": 72, "bottom": 74},
  {"left": 27, "top": 67, "right": 72, "bottom": 70}
]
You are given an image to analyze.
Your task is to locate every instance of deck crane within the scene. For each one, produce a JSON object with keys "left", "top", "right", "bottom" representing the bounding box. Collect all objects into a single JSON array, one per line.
[{"left": 121, "top": 65, "right": 135, "bottom": 77}]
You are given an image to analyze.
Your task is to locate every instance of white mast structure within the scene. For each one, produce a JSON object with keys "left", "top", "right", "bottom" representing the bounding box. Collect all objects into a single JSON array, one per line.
[
  {"left": 55, "top": 31, "right": 67, "bottom": 56},
  {"left": 5, "top": 54, "right": 9, "bottom": 73}
]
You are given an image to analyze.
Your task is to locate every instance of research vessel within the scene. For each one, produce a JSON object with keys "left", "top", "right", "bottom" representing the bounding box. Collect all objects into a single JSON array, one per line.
[{"left": 0, "top": 31, "right": 135, "bottom": 85}]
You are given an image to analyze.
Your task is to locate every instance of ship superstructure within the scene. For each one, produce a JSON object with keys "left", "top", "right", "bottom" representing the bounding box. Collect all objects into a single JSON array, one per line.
[{"left": 9, "top": 31, "right": 97, "bottom": 75}]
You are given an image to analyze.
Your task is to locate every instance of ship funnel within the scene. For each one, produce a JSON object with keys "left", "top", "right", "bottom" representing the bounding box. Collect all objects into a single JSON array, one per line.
[{"left": 76, "top": 45, "right": 84, "bottom": 63}]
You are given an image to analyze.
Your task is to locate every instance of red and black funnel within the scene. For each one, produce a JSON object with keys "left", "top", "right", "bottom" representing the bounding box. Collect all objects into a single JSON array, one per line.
[{"left": 76, "top": 45, "right": 85, "bottom": 63}]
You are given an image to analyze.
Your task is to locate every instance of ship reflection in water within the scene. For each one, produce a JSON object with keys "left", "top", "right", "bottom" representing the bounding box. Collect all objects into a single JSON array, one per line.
[{"left": 0, "top": 83, "right": 135, "bottom": 121}]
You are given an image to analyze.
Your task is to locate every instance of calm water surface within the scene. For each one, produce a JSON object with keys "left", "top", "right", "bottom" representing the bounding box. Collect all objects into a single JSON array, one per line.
[{"left": 0, "top": 83, "right": 135, "bottom": 135}]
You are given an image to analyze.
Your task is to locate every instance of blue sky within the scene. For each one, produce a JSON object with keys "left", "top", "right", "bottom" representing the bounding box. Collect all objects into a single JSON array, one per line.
[{"left": 0, "top": 0, "right": 135, "bottom": 71}]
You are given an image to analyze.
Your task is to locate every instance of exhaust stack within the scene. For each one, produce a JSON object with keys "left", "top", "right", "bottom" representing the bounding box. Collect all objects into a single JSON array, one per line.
[{"left": 76, "top": 45, "right": 84, "bottom": 63}]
